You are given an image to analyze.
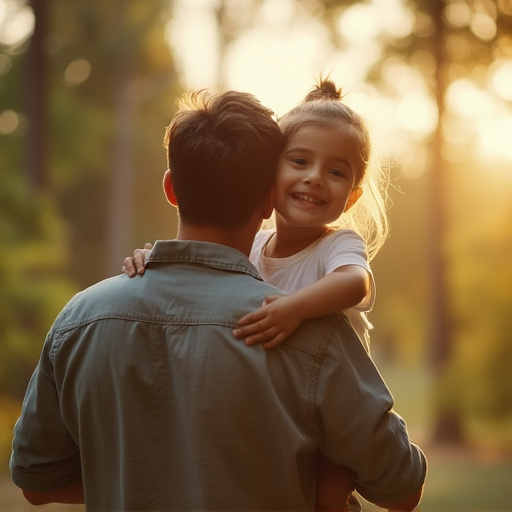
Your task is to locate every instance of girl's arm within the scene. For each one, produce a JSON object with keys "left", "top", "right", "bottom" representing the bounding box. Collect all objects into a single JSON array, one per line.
[{"left": 233, "top": 265, "right": 371, "bottom": 349}]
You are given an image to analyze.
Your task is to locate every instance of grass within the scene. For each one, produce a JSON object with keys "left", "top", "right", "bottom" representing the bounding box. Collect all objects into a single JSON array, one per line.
[{"left": 419, "top": 454, "right": 512, "bottom": 511}]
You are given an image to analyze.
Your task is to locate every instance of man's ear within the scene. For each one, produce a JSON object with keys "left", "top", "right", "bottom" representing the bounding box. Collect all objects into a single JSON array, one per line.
[
  {"left": 162, "top": 169, "right": 178, "bottom": 207},
  {"left": 344, "top": 186, "right": 363, "bottom": 212}
]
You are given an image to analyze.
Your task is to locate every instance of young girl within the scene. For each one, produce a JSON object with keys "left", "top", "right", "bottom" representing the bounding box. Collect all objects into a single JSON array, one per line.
[
  {"left": 123, "top": 79, "right": 391, "bottom": 512},
  {"left": 232, "top": 80, "right": 388, "bottom": 355}
]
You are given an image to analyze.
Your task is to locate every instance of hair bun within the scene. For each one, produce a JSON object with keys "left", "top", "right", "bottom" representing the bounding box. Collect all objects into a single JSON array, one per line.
[{"left": 304, "top": 79, "right": 342, "bottom": 102}]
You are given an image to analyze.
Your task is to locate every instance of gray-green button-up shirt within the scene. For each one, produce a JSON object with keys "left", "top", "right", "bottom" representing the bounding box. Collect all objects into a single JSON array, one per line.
[{"left": 11, "top": 240, "right": 426, "bottom": 511}]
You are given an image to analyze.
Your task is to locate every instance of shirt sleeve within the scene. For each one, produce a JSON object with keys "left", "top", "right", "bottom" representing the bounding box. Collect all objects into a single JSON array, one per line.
[
  {"left": 249, "top": 230, "right": 274, "bottom": 269},
  {"left": 10, "top": 324, "right": 82, "bottom": 492},
  {"left": 323, "top": 230, "right": 375, "bottom": 312},
  {"left": 316, "top": 316, "right": 427, "bottom": 504}
]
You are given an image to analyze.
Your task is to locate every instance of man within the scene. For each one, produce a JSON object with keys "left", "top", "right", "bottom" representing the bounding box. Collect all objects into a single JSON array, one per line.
[{"left": 11, "top": 89, "right": 426, "bottom": 511}]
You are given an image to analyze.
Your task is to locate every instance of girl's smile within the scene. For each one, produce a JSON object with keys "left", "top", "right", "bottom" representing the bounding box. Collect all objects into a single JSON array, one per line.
[{"left": 291, "top": 192, "right": 327, "bottom": 208}]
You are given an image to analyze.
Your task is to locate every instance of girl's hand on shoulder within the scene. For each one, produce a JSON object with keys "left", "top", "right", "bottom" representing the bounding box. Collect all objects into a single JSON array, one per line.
[
  {"left": 122, "top": 243, "right": 153, "bottom": 277},
  {"left": 233, "top": 295, "right": 303, "bottom": 349}
]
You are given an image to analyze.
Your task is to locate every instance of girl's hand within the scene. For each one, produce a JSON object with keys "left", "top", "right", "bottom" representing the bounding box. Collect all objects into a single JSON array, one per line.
[
  {"left": 122, "top": 243, "right": 153, "bottom": 277},
  {"left": 233, "top": 295, "right": 303, "bottom": 349}
]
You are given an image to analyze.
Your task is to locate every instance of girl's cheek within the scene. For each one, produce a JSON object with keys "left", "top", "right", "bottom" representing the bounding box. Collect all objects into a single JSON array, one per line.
[
  {"left": 275, "top": 167, "right": 289, "bottom": 189},
  {"left": 276, "top": 161, "right": 287, "bottom": 177}
]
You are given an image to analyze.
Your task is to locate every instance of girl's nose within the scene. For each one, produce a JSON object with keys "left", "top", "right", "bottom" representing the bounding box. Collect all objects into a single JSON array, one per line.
[{"left": 303, "top": 168, "right": 322, "bottom": 185}]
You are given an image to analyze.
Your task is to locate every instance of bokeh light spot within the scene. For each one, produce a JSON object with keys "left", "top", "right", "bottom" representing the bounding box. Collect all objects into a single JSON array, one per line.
[
  {"left": 498, "top": 0, "right": 512, "bottom": 16},
  {"left": 446, "top": 79, "right": 492, "bottom": 119},
  {"left": 64, "top": 59, "right": 91, "bottom": 86},
  {"left": 397, "top": 93, "right": 438, "bottom": 137},
  {"left": 337, "top": 3, "right": 380, "bottom": 42},
  {"left": 0, "top": 109, "right": 19, "bottom": 135},
  {"left": 470, "top": 13, "right": 497, "bottom": 41},
  {"left": 444, "top": 1, "right": 472, "bottom": 28},
  {"left": 491, "top": 60, "right": 512, "bottom": 101},
  {"left": 0, "top": 3, "right": 34, "bottom": 46},
  {"left": 479, "top": 117, "right": 512, "bottom": 160}
]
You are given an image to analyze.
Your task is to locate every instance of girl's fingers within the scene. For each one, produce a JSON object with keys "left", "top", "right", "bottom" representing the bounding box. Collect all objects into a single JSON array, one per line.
[
  {"left": 262, "top": 333, "right": 287, "bottom": 350},
  {"left": 233, "top": 322, "right": 267, "bottom": 339},
  {"left": 122, "top": 257, "right": 137, "bottom": 277},
  {"left": 244, "top": 330, "right": 275, "bottom": 345},
  {"left": 236, "top": 310, "right": 266, "bottom": 327}
]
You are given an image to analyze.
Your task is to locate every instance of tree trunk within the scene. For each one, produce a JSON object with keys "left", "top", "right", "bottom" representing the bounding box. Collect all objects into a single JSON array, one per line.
[
  {"left": 106, "top": 2, "right": 135, "bottom": 276},
  {"left": 428, "top": 0, "right": 465, "bottom": 446},
  {"left": 26, "top": 0, "right": 49, "bottom": 190}
]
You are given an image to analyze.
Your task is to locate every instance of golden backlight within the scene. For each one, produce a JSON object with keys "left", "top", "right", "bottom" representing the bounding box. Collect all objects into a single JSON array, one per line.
[{"left": 166, "top": 0, "right": 512, "bottom": 171}]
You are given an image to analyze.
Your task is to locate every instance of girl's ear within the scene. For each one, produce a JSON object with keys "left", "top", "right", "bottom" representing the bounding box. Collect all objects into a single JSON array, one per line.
[
  {"left": 162, "top": 169, "right": 178, "bottom": 207},
  {"left": 344, "top": 186, "right": 363, "bottom": 212}
]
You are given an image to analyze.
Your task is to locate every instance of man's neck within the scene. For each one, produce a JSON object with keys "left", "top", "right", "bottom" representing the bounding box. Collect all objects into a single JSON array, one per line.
[{"left": 176, "top": 224, "right": 259, "bottom": 257}]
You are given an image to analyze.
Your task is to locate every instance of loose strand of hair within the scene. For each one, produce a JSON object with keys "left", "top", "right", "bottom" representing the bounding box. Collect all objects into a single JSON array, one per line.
[{"left": 330, "top": 151, "right": 391, "bottom": 261}]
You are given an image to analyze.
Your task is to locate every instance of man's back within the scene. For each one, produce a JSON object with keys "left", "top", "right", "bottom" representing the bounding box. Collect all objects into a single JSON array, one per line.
[{"left": 11, "top": 240, "right": 425, "bottom": 511}]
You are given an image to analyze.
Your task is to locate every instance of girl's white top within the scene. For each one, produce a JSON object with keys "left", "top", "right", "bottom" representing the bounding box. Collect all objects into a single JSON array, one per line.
[{"left": 250, "top": 229, "right": 375, "bottom": 352}]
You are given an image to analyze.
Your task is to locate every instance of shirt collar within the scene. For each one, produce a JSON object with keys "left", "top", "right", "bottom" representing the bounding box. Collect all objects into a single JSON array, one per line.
[{"left": 147, "top": 240, "right": 263, "bottom": 281}]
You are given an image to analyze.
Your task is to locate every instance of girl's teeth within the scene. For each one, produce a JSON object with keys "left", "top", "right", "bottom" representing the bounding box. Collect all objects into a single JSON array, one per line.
[{"left": 294, "top": 194, "right": 323, "bottom": 204}]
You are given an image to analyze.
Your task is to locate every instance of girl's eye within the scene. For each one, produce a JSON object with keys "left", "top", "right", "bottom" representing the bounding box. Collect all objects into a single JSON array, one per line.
[
  {"left": 329, "top": 168, "right": 347, "bottom": 178},
  {"left": 291, "top": 157, "right": 307, "bottom": 166}
]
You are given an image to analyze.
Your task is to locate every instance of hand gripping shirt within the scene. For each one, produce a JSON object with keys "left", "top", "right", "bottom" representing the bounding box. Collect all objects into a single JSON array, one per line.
[
  {"left": 10, "top": 240, "right": 426, "bottom": 511},
  {"left": 250, "top": 229, "right": 375, "bottom": 351}
]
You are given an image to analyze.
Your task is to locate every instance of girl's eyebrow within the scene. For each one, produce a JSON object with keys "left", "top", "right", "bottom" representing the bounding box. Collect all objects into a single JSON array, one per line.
[
  {"left": 283, "top": 146, "right": 353, "bottom": 169},
  {"left": 332, "top": 157, "right": 353, "bottom": 170},
  {"left": 281, "top": 145, "right": 311, "bottom": 155}
]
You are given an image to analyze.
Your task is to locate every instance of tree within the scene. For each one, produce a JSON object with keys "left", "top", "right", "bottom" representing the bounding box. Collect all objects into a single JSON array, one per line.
[
  {"left": 26, "top": 0, "right": 49, "bottom": 190},
  {"left": 403, "top": 0, "right": 512, "bottom": 444},
  {"left": 45, "top": 0, "right": 180, "bottom": 285},
  {"left": 0, "top": 0, "right": 180, "bottom": 397},
  {"left": 0, "top": 0, "right": 75, "bottom": 398}
]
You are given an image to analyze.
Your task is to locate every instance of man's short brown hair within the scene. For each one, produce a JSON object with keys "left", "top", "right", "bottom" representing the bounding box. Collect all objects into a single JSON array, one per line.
[{"left": 164, "top": 90, "right": 283, "bottom": 228}]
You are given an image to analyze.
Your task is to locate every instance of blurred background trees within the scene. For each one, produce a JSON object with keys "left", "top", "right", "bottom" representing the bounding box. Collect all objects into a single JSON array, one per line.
[
  {"left": 1, "top": 0, "right": 511, "bottom": 472},
  {"left": 1, "top": 0, "right": 180, "bottom": 399}
]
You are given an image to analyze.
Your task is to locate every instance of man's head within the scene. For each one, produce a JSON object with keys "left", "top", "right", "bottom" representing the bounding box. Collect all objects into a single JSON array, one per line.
[{"left": 163, "top": 89, "right": 283, "bottom": 229}]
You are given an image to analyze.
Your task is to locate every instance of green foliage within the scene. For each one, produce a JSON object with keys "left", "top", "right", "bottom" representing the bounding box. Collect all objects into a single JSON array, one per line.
[
  {"left": 45, "top": 0, "right": 181, "bottom": 286},
  {"left": 0, "top": 0, "right": 185, "bottom": 406},
  {"left": 0, "top": 167, "right": 77, "bottom": 398},
  {"left": 0, "top": 1, "right": 181, "bottom": 407}
]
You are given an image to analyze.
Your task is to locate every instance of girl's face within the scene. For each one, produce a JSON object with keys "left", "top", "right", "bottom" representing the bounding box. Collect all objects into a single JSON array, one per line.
[{"left": 274, "top": 123, "right": 363, "bottom": 232}]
